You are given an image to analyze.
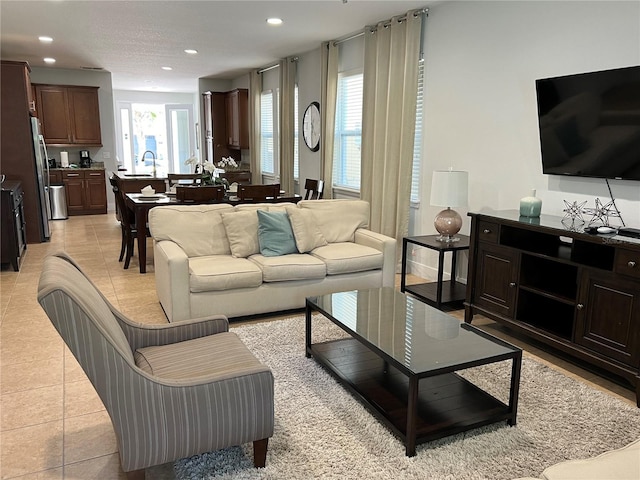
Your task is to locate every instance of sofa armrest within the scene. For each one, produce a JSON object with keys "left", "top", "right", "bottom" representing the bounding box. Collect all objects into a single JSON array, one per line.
[
  {"left": 113, "top": 312, "right": 229, "bottom": 351},
  {"left": 153, "top": 240, "right": 191, "bottom": 322},
  {"left": 355, "top": 228, "right": 397, "bottom": 287}
]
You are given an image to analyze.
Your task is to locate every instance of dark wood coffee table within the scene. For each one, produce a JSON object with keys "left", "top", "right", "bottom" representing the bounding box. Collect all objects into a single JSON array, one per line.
[{"left": 305, "top": 287, "right": 522, "bottom": 456}]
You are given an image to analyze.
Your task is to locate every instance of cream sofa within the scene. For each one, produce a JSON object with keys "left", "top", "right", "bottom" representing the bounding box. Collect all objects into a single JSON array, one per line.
[
  {"left": 149, "top": 199, "right": 396, "bottom": 322},
  {"left": 514, "top": 438, "right": 640, "bottom": 480}
]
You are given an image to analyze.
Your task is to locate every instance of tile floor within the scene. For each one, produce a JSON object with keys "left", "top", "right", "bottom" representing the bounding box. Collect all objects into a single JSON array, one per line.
[{"left": 0, "top": 214, "right": 635, "bottom": 479}]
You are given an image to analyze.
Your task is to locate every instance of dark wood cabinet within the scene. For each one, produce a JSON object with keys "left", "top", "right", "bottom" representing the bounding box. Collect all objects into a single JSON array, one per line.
[
  {"left": 225, "top": 88, "right": 248, "bottom": 149},
  {"left": 49, "top": 170, "right": 63, "bottom": 185},
  {"left": 465, "top": 211, "right": 640, "bottom": 405},
  {"left": 1, "top": 181, "right": 27, "bottom": 271},
  {"left": 34, "top": 84, "right": 102, "bottom": 146},
  {"left": 62, "top": 169, "right": 107, "bottom": 215}
]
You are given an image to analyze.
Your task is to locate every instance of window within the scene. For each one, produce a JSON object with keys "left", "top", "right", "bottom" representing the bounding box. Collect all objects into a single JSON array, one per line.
[
  {"left": 260, "top": 89, "right": 280, "bottom": 177},
  {"left": 411, "top": 59, "right": 424, "bottom": 204},
  {"left": 332, "top": 71, "right": 363, "bottom": 190}
]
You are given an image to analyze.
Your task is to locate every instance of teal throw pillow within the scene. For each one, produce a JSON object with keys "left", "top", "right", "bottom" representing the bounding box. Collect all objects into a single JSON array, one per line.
[{"left": 257, "top": 210, "right": 298, "bottom": 257}]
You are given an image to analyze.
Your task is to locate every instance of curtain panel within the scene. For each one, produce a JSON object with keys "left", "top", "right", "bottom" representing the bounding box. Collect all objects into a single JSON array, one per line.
[
  {"left": 361, "top": 10, "right": 423, "bottom": 250},
  {"left": 248, "top": 70, "right": 262, "bottom": 184},
  {"left": 320, "top": 41, "right": 339, "bottom": 199},
  {"left": 279, "top": 57, "right": 297, "bottom": 195}
]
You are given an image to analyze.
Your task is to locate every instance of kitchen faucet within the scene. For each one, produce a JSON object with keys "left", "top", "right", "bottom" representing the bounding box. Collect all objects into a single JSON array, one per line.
[{"left": 141, "top": 150, "right": 157, "bottom": 177}]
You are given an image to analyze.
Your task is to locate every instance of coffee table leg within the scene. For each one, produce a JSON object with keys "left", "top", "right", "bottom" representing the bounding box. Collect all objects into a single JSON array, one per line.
[
  {"left": 406, "top": 376, "right": 418, "bottom": 457},
  {"left": 508, "top": 351, "right": 522, "bottom": 426},
  {"left": 305, "top": 301, "right": 312, "bottom": 359}
]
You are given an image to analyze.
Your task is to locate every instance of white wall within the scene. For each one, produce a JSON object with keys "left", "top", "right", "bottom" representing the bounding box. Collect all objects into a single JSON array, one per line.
[
  {"left": 411, "top": 0, "right": 640, "bottom": 281},
  {"left": 297, "top": 47, "right": 323, "bottom": 185}
]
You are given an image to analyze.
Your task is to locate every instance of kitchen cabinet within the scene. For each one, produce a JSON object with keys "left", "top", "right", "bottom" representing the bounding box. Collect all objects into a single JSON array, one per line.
[
  {"left": 62, "top": 169, "right": 107, "bottom": 215},
  {"left": 1, "top": 181, "right": 27, "bottom": 271},
  {"left": 34, "top": 84, "right": 102, "bottom": 146},
  {"left": 465, "top": 211, "right": 640, "bottom": 406},
  {"left": 1, "top": 60, "right": 46, "bottom": 244},
  {"left": 225, "top": 89, "right": 248, "bottom": 149},
  {"left": 49, "top": 170, "right": 62, "bottom": 185}
]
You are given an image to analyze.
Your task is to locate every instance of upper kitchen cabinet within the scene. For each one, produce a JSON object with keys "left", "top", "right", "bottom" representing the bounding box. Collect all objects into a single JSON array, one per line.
[
  {"left": 225, "top": 88, "right": 248, "bottom": 149},
  {"left": 34, "top": 84, "right": 102, "bottom": 146}
]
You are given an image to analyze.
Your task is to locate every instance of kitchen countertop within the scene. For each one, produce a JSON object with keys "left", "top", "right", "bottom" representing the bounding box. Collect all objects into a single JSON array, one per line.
[{"left": 50, "top": 166, "right": 106, "bottom": 171}]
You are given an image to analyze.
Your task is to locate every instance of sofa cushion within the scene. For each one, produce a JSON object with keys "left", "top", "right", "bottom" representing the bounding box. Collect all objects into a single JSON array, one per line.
[
  {"left": 149, "top": 204, "right": 234, "bottom": 257},
  {"left": 298, "top": 199, "right": 369, "bottom": 243},
  {"left": 257, "top": 210, "right": 298, "bottom": 257},
  {"left": 311, "top": 242, "right": 383, "bottom": 275},
  {"left": 249, "top": 253, "right": 326, "bottom": 282},
  {"left": 189, "top": 255, "right": 263, "bottom": 292},
  {"left": 221, "top": 210, "right": 261, "bottom": 258},
  {"left": 135, "top": 332, "right": 264, "bottom": 380},
  {"left": 286, "top": 206, "right": 328, "bottom": 253}
]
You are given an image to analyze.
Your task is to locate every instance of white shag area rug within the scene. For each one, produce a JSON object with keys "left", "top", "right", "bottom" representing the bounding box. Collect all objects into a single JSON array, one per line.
[{"left": 172, "top": 315, "right": 640, "bottom": 480}]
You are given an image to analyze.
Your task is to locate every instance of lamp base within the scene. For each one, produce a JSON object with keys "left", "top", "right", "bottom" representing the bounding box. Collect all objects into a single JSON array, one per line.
[{"left": 434, "top": 207, "right": 462, "bottom": 242}]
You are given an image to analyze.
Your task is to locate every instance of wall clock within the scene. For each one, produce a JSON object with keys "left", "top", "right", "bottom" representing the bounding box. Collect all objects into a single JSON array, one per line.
[{"left": 302, "top": 101, "right": 321, "bottom": 152}]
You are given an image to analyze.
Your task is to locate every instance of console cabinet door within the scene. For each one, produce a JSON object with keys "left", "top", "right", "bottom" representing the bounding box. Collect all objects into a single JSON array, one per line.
[
  {"left": 62, "top": 172, "right": 85, "bottom": 213},
  {"left": 575, "top": 271, "right": 640, "bottom": 367},
  {"left": 473, "top": 243, "right": 519, "bottom": 318}
]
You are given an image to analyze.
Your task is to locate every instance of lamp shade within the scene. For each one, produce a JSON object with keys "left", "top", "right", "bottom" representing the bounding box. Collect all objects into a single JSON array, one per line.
[{"left": 430, "top": 170, "right": 468, "bottom": 208}]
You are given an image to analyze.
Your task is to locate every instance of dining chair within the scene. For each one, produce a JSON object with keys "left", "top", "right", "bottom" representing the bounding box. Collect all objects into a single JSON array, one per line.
[
  {"left": 109, "top": 176, "right": 137, "bottom": 269},
  {"left": 220, "top": 171, "right": 252, "bottom": 185},
  {"left": 303, "top": 179, "right": 324, "bottom": 200},
  {"left": 238, "top": 183, "right": 281, "bottom": 202},
  {"left": 167, "top": 173, "right": 201, "bottom": 187},
  {"left": 176, "top": 184, "right": 225, "bottom": 202},
  {"left": 37, "top": 252, "right": 274, "bottom": 479}
]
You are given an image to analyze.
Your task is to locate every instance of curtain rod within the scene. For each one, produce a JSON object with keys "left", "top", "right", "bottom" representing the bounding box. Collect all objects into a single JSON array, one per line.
[
  {"left": 333, "top": 7, "right": 428, "bottom": 46},
  {"left": 258, "top": 56, "right": 298, "bottom": 74}
]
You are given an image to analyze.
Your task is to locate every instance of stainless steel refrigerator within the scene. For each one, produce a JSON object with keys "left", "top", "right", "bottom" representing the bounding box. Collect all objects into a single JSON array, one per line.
[{"left": 30, "top": 116, "right": 51, "bottom": 241}]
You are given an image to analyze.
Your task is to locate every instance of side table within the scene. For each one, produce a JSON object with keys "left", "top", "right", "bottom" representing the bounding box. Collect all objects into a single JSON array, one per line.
[{"left": 401, "top": 234, "right": 470, "bottom": 308}]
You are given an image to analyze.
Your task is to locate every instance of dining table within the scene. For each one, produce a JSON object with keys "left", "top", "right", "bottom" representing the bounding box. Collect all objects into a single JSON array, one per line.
[{"left": 125, "top": 191, "right": 302, "bottom": 273}]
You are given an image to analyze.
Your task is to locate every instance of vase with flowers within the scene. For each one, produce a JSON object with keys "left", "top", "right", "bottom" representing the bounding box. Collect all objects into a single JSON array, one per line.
[{"left": 184, "top": 155, "right": 229, "bottom": 190}]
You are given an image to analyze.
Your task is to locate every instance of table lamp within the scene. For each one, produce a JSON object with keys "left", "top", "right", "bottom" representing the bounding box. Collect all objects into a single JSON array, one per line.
[{"left": 430, "top": 169, "right": 468, "bottom": 242}]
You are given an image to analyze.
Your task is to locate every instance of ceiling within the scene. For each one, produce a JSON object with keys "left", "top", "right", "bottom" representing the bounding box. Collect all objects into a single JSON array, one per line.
[{"left": 1, "top": 0, "right": 433, "bottom": 93}]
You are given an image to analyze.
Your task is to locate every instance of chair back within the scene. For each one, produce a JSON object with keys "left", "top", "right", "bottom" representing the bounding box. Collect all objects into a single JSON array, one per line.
[
  {"left": 304, "top": 178, "right": 324, "bottom": 200},
  {"left": 220, "top": 171, "right": 251, "bottom": 185},
  {"left": 176, "top": 185, "right": 225, "bottom": 202},
  {"left": 167, "top": 173, "right": 201, "bottom": 186},
  {"left": 239, "top": 183, "right": 280, "bottom": 202},
  {"left": 109, "top": 175, "right": 135, "bottom": 229}
]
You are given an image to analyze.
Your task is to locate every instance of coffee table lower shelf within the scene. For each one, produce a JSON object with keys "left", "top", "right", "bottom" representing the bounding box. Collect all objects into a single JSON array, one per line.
[{"left": 307, "top": 338, "right": 514, "bottom": 455}]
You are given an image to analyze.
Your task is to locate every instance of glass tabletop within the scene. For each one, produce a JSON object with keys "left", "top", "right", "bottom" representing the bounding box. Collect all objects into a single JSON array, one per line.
[{"left": 308, "top": 287, "right": 519, "bottom": 375}]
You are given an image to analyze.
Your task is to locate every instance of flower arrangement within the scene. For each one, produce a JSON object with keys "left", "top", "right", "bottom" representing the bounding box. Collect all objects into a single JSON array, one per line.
[
  {"left": 217, "top": 156, "right": 239, "bottom": 171},
  {"left": 184, "top": 154, "right": 229, "bottom": 188}
]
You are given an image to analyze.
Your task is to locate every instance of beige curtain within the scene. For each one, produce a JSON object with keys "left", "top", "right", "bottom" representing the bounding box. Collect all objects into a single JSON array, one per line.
[
  {"left": 279, "top": 57, "right": 297, "bottom": 195},
  {"left": 361, "top": 10, "right": 422, "bottom": 245},
  {"left": 248, "top": 70, "right": 262, "bottom": 184},
  {"left": 320, "top": 41, "right": 339, "bottom": 199}
]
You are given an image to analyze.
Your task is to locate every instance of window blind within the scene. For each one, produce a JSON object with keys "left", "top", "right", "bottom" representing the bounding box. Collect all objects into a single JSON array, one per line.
[
  {"left": 333, "top": 72, "right": 363, "bottom": 189},
  {"left": 261, "top": 91, "right": 274, "bottom": 174},
  {"left": 411, "top": 59, "right": 424, "bottom": 203}
]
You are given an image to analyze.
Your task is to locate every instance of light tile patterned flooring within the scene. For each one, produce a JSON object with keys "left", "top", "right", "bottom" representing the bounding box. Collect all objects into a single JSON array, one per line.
[{"left": 0, "top": 214, "right": 635, "bottom": 479}]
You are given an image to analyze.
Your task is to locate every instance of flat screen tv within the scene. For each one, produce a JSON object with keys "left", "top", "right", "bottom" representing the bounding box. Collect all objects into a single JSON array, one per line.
[{"left": 536, "top": 65, "right": 640, "bottom": 181}]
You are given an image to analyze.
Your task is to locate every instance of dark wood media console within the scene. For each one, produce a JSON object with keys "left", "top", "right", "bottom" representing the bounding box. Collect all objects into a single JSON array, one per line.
[{"left": 464, "top": 211, "right": 640, "bottom": 406}]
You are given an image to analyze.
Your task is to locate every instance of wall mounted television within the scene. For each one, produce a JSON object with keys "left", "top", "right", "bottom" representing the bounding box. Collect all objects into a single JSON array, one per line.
[{"left": 536, "top": 65, "right": 640, "bottom": 181}]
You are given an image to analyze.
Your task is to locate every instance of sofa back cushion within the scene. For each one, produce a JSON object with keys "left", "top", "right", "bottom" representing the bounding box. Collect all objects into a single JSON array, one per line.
[
  {"left": 297, "top": 199, "right": 369, "bottom": 243},
  {"left": 149, "top": 204, "right": 234, "bottom": 257}
]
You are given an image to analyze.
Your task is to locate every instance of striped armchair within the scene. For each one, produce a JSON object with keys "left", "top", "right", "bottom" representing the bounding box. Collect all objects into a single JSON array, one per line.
[{"left": 37, "top": 252, "right": 274, "bottom": 479}]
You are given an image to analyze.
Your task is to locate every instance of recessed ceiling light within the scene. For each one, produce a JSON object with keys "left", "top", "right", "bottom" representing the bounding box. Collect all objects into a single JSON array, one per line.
[
  {"left": 162, "top": 66, "right": 173, "bottom": 71},
  {"left": 43, "top": 57, "right": 56, "bottom": 64},
  {"left": 38, "top": 36, "right": 53, "bottom": 43},
  {"left": 184, "top": 49, "right": 198, "bottom": 55},
  {"left": 267, "top": 18, "right": 283, "bottom": 25}
]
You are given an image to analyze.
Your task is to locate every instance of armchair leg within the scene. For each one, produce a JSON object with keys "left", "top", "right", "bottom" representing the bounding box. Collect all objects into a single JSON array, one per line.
[
  {"left": 126, "top": 468, "right": 145, "bottom": 480},
  {"left": 253, "top": 438, "right": 269, "bottom": 467}
]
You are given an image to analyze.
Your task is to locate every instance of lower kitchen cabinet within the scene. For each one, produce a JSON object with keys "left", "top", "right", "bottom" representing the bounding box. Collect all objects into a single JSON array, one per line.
[{"left": 62, "top": 169, "right": 107, "bottom": 215}]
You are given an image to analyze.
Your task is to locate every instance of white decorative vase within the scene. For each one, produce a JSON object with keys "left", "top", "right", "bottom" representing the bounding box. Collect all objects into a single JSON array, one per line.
[{"left": 519, "top": 189, "right": 542, "bottom": 217}]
